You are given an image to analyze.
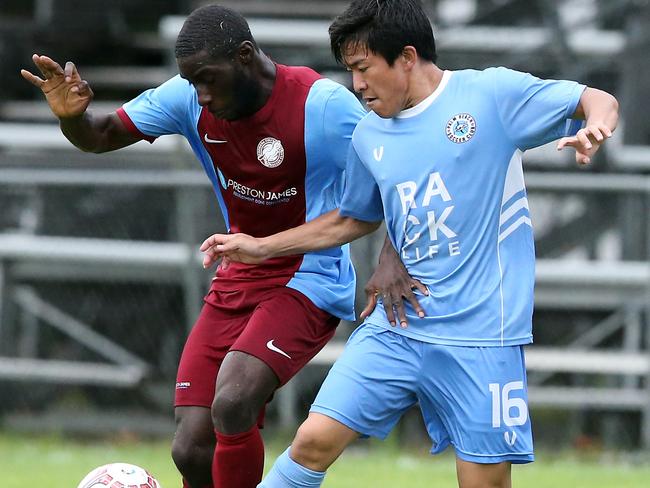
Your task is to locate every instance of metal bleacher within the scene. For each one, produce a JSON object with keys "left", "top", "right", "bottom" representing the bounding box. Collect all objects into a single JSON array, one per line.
[{"left": 1, "top": 0, "right": 649, "bottom": 445}]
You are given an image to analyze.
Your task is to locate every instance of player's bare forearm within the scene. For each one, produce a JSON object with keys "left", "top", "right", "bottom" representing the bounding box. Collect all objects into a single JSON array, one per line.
[
  {"left": 60, "top": 111, "right": 139, "bottom": 153},
  {"left": 377, "top": 234, "right": 399, "bottom": 265},
  {"left": 260, "top": 210, "right": 380, "bottom": 257},
  {"left": 574, "top": 87, "right": 619, "bottom": 131},
  {"left": 201, "top": 210, "right": 381, "bottom": 267},
  {"left": 558, "top": 87, "right": 619, "bottom": 165}
]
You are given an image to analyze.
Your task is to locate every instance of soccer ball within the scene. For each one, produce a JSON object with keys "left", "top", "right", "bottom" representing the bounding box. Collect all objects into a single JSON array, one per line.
[{"left": 76, "top": 462, "right": 162, "bottom": 488}]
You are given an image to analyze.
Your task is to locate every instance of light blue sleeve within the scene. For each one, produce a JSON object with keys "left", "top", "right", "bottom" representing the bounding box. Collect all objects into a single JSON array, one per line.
[
  {"left": 491, "top": 67, "right": 586, "bottom": 150},
  {"left": 121, "top": 75, "right": 200, "bottom": 139},
  {"left": 318, "top": 81, "right": 367, "bottom": 170},
  {"left": 339, "top": 142, "right": 384, "bottom": 222}
]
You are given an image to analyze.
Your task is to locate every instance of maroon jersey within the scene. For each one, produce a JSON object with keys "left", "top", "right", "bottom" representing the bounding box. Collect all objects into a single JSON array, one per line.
[
  {"left": 119, "top": 64, "right": 366, "bottom": 319},
  {"left": 199, "top": 65, "right": 320, "bottom": 289}
]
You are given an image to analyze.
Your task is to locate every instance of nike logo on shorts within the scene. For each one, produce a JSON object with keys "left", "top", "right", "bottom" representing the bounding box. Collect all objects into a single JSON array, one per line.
[
  {"left": 204, "top": 134, "right": 228, "bottom": 144},
  {"left": 266, "top": 340, "right": 291, "bottom": 359}
]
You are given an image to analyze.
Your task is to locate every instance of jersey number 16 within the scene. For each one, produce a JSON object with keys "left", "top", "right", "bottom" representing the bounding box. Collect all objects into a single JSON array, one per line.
[{"left": 488, "top": 381, "right": 528, "bottom": 428}]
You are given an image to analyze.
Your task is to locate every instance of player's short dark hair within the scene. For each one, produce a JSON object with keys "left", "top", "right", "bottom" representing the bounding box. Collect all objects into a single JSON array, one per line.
[
  {"left": 329, "top": 0, "right": 437, "bottom": 66},
  {"left": 175, "top": 4, "right": 258, "bottom": 60}
]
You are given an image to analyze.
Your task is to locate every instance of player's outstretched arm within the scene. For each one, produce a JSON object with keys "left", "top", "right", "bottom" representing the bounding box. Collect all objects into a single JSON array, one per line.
[
  {"left": 21, "top": 54, "right": 139, "bottom": 153},
  {"left": 557, "top": 87, "right": 619, "bottom": 165},
  {"left": 201, "top": 209, "right": 381, "bottom": 268},
  {"left": 360, "top": 235, "right": 429, "bottom": 328}
]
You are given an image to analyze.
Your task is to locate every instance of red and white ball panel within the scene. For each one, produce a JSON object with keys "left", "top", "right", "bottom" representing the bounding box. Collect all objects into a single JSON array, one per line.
[{"left": 76, "top": 462, "right": 162, "bottom": 488}]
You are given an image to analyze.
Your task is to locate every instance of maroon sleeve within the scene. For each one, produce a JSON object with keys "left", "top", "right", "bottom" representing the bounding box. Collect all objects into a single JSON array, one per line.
[{"left": 116, "top": 107, "right": 156, "bottom": 143}]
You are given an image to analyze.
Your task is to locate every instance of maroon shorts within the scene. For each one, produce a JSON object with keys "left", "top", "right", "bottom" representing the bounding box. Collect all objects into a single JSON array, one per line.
[{"left": 174, "top": 283, "right": 339, "bottom": 409}]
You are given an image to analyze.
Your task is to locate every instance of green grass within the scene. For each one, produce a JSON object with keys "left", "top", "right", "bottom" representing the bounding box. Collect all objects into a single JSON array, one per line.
[{"left": 1, "top": 433, "right": 649, "bottom": 487}]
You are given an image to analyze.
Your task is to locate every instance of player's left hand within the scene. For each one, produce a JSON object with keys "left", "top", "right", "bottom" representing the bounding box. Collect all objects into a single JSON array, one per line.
[
  {"left": 21, "top": 55, "right": 94, "bottom": 119},
  {"left": 200, "top": 232, "right": 269, "bottom": 268},
  {"left": 556, "top": 123, "right": 612, "bottom": 165},
  {"left": 360, "top": 250, "right": 428, "bottom": 328}
]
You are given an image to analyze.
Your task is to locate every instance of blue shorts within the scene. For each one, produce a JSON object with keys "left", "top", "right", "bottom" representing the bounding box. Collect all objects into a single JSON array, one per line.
[{"left": 311, "top": 323, "right": 534, "bottom": 464}]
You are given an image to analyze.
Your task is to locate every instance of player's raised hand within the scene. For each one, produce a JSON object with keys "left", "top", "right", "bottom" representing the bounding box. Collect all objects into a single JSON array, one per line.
[
  {"left": 556, "top": 123, "right": 612, "bottom": 165},
  {"left": 20, "top": 54, "right": 94, "bottom": 119},
  {"left": 360, "top": 242, "right": 428, "bottom": 328},
  {"left": 200, "top": 232, "right": 269, "bottom": 268}
]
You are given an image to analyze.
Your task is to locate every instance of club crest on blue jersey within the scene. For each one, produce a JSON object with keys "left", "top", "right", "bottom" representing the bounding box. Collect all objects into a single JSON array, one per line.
[
  {"left": 445, "top": 113, "right": 477, "bottom": 143},
  {"left": 257, "top": 137, "right": 285, "bottom": 168}
]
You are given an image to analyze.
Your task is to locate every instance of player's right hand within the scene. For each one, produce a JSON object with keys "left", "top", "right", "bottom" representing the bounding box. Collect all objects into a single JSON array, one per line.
[
  {"left": 360, "top": 261, "right": 428, "bottom": 328},
  {"left": 556, "top": 123, "right": 612, "bottom": 166},
  {"left": 20, "top": 54, "right": 94, "bottom": 119},
  {"left": 200, "top": 233, "right": 270, "bottom": 268}
]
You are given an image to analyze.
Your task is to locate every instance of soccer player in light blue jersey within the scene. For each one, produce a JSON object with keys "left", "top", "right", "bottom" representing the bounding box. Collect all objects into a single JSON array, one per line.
[{"left": 201, "top": 0, "right": 619, "bottom": 486}]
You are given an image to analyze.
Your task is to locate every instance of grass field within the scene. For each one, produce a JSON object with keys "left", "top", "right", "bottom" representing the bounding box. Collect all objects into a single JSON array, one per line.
[{"left": 1, "top": 433, "right": 649, "bottom": 487}]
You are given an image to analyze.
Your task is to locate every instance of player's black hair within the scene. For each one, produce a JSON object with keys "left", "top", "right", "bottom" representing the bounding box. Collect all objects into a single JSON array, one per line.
[
  {"left": 329, "top": 0, "right": 437, "bottom": 66},
  {"left": 175, "top": 4, "right": 258, "bottom": 60}
]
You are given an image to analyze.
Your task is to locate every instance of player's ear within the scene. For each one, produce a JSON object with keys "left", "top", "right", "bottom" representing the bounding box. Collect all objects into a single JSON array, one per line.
[
  {"left": 401, "top": 46, "right": 418, "bottom": 71},
  {"left": 235, "top": 41, "right": 255, "bottom": 65}
]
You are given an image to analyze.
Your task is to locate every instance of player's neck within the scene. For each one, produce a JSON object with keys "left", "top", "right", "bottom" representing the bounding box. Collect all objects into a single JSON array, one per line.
[
  {"left": 405, "top": 64, "right": 444, "bottom": 109},
  {"left": 250, "top": 53, "right": 278, "bottom": 112}
]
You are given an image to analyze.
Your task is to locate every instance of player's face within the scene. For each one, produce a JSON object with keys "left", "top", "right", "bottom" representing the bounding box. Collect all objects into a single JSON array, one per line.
[
  {"left": 177, "top": 50, "right": 261, "bottom": 121},
  {"left": 343, "top": 44, "right": 410, "bottom": 119}
]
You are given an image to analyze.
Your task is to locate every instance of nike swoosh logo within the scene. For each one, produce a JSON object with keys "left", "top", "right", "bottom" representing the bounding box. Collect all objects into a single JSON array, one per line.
[
  {"left": 204, "top": 134, "right": 228, "bottom": 144},
  {"left": 266, "top": 340, "right": 291, "bottom": 359}
]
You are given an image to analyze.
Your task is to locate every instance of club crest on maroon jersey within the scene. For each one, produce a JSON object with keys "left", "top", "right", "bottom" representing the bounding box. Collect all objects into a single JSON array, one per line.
[{"left": 257, "top": 137, "right": 285, "bottom": 168}]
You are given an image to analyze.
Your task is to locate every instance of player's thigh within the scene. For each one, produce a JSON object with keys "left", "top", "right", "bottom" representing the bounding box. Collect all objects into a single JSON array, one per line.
[
  {"left": 175, "top": 296, "right": 250, "bottom": 408},
  {"left": 310, "top": 323, "right": 419, "bottom": 439},
  {"left": 230, "top": 286, "right": 338, "bottom": 386},
  {"left": 456, "top": 458, "right": 511, "bottom": 488},
  {"left": 418, "top": 345, "right": 533, "bottom": 464}
]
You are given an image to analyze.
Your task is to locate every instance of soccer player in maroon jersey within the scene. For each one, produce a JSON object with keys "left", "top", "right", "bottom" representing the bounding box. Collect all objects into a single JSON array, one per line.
[{"left": 20, "top": 4, "right": 424, "bottom": 488}]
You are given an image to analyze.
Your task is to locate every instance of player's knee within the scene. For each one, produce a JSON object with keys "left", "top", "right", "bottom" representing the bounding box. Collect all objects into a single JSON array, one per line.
[
  {"left": 170, "top": 435, "right": 193, "bottom": 472},
  {"left": 457, "top": 460, "right": 511, "bottom": 488},
  {"left": 211, "top": 388, "right": 259, "bottom": 432},
  {"left": 289, "top": 422, "right": 338, "bottom": 471},
  {"left": 171, "top": 432, "right": 211, "bottom": 477},
  {"left": 171, "top": 410, "right": 215, "bottom": 480}
]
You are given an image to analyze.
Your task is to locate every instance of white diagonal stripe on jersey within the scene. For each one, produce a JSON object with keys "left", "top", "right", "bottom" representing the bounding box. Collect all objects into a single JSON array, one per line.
[
  {"left": 498, "top": 216, "right": 532, "bottom": 243},
  {"left": 500, "top": 197, "right": 530, "bottom": 226},
  {"left": 501, "top": 149, "right": 525, "bottom": 205}
]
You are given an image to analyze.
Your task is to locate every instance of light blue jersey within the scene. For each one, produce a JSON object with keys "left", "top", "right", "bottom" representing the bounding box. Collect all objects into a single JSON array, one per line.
[
  {"left": 259, "top": 68, "right": 589, "bottom": 486},
  {"left": 340, "top": 67, "right": 585, "bottom": 345}
]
